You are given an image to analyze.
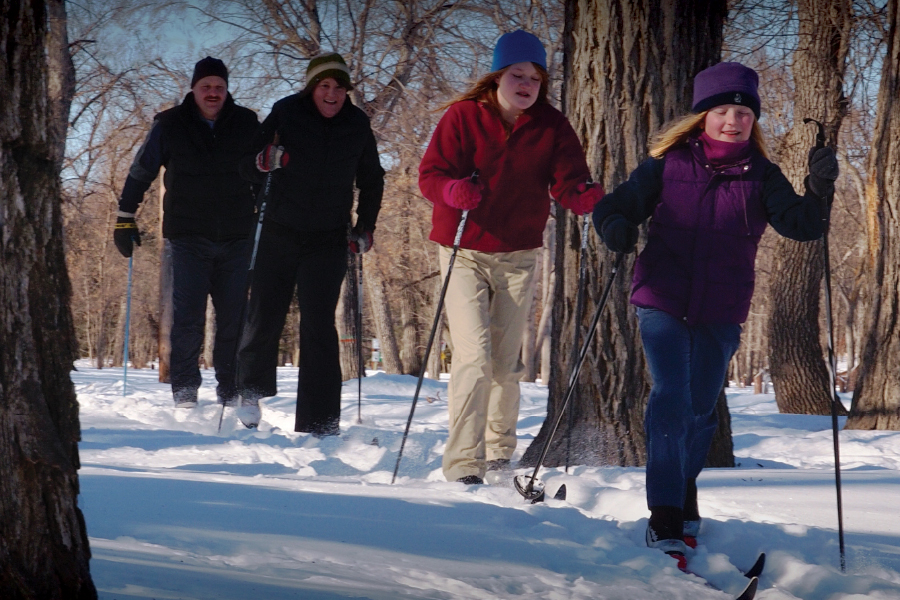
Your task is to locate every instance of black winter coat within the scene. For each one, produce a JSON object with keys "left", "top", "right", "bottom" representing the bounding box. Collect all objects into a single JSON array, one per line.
[
  {"left": 243, "top": 93, "right": 384, "bottom": 233},
  {"left": 120, "top": 92, "right": 259, "bottom": 240}
]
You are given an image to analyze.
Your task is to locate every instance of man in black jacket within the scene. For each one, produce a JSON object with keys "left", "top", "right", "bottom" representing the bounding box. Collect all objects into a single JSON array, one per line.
[
  {"left": 114, "top": 57, "right": 259, "bottom": 413},
  {"left": 237, "top": 52, "right": 384, "bottom": 435}
]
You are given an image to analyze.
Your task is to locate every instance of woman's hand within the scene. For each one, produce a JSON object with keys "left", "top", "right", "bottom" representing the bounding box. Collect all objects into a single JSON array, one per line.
[
  {"left": 569, "top": 182, "right": 603, "bottom": 216},
  {"left": 442, "top": 177, "right": 482, "bottom": 210},
  {"left": 256, "top": 144, "right": 289, "bottom": 172}
]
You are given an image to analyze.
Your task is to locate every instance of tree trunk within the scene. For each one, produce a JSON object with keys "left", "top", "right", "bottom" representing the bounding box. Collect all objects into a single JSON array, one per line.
[
  {"left": 0, "top": 1, "right": 96, "bottom": 596},
  {"left": 366, "top": 267, "right": 402, "bottom": 374},
  {"left": 522, "top": 0, "right": 729, "bottom": 469},
  {"left": 427, "top": 268, "right": 444, "bottom": 381},
  {"left": 521, "top": 252, "right": 540, "bottom": 383},
  {"left": 539, "top": 218, "right": 556, "bottom": 384},
  {"left": 399, "top": 281, "right": 421, "bottom": 376},
  {"left": 768, "top": 0, "right": 851, "bottom": 415},
  {"left": 338, "top": 252, "right": 361, "bottom": 380},
  {"left": 846, "top": 0, "right": 900, "bottom": 430},
  {"left": 202, "top": 297, "right": 215, "bottom": 369}
]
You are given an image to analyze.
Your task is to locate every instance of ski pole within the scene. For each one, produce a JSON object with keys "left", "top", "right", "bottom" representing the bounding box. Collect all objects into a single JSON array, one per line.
[
  {"left": 123, "top": 251, "right": 134, "bottom": 396},
  {"left": 392, "top": 169, "right": 478, "bottom": 484},
  {"left": 219, "top": 132, "right": 279, "bottom": 432},
  {"left": 804, "top": 117, "right": 846, "bottom": 572},
  {"left": 357, "top": 252, "right": 364, "bottom": 424},
  {"left": 515, "top": 252, "right": 624, "bottom": 502},
  {"left": 565, "top": 185, "right": 594, "bottom": 472}
]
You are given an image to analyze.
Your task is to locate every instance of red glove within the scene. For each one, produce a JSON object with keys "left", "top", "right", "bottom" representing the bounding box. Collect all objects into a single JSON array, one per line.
[
  {"left": 442, "top": 177, "right": 482, "bottom": 210},
  {"left": 349, "top": 226, "right": 373, "bottom": 254},
  {"left": 256, "top": 144, "right": 289, "bottom": 172},
  {"left": 568, "top": 182, "right": 603, "bottom": 216}
]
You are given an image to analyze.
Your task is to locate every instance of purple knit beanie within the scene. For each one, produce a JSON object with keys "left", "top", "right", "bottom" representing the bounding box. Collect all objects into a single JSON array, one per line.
[{"left": 692, "top": 62, "right": 760, "bottom": 118}]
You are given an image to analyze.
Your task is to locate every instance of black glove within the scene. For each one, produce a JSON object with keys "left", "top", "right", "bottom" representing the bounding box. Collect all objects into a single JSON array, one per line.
[
  {"left": 600, "top": 215, "right": 639, "bottom": 254},
  {"left": 114, "top": 216, "right": 141, "bottom": 258},
  {"left": 349, "top": 224, "right": 373, "bottom": 254},
  {"left": 807, "top": 147, "right": 838, "bottom": 199}
]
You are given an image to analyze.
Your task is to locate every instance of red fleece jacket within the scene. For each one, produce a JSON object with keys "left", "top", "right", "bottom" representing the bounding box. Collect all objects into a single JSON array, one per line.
[{"left": 419, "top": 100, "right": 597, "bottom": 252}]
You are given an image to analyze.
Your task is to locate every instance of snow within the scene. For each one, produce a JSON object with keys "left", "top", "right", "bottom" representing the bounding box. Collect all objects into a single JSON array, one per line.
[{"left": 75, "top": 361, "right": 900, "bottom": 599}]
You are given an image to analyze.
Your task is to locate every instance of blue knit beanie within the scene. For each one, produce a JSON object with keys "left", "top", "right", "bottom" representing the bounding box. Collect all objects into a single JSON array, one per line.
[
  {"left": 491, "top": 30, "right": 547, "bottom": 72},
  {"left": 692, "top": 62, "right": 761, "bottom": 118}
]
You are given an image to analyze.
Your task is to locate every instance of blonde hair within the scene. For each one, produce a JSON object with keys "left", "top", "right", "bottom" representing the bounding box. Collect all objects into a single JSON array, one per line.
[
  {"left": 438, "top": 64, "right": 550, "bottom": 135},
  {"left": 649, "top": 111, "right": 770, "bottom": 160}
]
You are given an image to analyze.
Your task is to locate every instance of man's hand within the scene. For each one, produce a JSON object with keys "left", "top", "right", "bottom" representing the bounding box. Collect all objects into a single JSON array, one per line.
[{"left": 114, "top": 215, "right": 142, "bottom": 258}]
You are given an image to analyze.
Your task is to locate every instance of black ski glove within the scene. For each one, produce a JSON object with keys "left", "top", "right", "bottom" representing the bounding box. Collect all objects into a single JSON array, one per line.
[
  {"left": 806, "top": 147, "right": 838, "bottom": 199},
  {"left": 600, "top": 215, "right": 638, "bottom": 254},
  {"left": 114, "top": 216, "right": 142, "bottom": 258}
]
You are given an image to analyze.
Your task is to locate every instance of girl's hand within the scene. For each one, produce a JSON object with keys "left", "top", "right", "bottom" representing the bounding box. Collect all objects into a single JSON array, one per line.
[
  {"left": 442, "top": 177, "right": 482, "bottom": 210},
  {"left": 600, "top": 215, "right": 639, "bottom": 254},
  {"left": 807, "top": 147, "right": 838, "bottom": 199}
]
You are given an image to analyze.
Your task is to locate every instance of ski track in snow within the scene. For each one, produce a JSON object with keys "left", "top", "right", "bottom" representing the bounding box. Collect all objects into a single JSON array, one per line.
[{"left": 74, "top": 362, "right": 900, "bottom": 599}]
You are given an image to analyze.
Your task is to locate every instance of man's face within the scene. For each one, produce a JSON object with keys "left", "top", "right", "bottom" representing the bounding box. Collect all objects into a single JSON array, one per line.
[
  {"left": 192, "top": 76, "right": 227, "bottom": 120},
  {"left": 312, "top": 78, "right": 347, "bottom": 119}
]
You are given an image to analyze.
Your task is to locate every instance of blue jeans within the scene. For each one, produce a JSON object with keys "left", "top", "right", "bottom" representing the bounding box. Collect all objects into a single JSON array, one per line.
[
  {"left": 170, "top": 236, "right": 250, "bottom": 402},
  {"left": 637, "top": 307, "right": 741, "bottom": 510}
]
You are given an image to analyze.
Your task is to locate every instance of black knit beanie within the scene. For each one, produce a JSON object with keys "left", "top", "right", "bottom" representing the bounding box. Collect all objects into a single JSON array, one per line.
[{"left": 191, "top": 56, "right": 228, "bottom": 88}]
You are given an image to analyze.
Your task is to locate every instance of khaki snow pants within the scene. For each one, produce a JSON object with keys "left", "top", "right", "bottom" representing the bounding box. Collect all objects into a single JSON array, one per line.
[{"left": 439, "top": 246, "right": 538, "bottom": 481}]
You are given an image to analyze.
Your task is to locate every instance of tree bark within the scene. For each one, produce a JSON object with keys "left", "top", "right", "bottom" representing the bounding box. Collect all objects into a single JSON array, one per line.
[
  {"left": 768, "top": 0, "right": 851, "bottom": 416},
  {"left": 427, "top": 267, "right": 444, "bottom": 381},
  {"left": 365, "top": 266, "right": 402, "bottom": 373},
  {"left": 338, "top": 252, "right": 361, "bottom": 380},
  {"left": 846, "top": 0, "right": 900, "bottom": 430},
  {"left": 0, "top": 0, "right": 96, "bottom": 596},
  {"left": 202, "top": 297, "right": 215, "bottom": 369},
  {"left": 522, "top": 0, "right": 730, "bottom": 469}
]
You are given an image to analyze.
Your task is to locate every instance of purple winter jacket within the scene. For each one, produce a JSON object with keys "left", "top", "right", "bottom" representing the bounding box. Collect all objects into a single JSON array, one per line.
[{"left": 593, "top": 136, "right": 826, "bottom": 325}]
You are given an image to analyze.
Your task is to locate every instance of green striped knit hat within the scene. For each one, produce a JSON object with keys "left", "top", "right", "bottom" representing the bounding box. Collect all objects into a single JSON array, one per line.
[{"left": 305, "top": 52, "right": 353, "bottom": 91}]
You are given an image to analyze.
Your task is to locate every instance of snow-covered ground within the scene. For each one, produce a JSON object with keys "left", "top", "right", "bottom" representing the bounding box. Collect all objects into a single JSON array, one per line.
[{"left": 74, "top": 361, "right": 900, "bottom": 599}]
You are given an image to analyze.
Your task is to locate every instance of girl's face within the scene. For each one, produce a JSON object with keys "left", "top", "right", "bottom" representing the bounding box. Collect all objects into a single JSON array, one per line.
[
  {"left": 703, "top": 104, "right": 755, "bottom": 142},
  {"left": 495, "top": 62, "right": 542, "bottom": 117}
]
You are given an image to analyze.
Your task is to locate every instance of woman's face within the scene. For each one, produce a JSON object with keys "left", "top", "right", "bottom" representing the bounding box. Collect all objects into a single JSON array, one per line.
[
  {"left": 313, "top": 77, "right": 347, "bottom": 118},
  {"left": 495, "top": 62, "right": 542, "bottom": 116},
  {"left": 703, "top": 104, "right": 755, "bottom": 142}
]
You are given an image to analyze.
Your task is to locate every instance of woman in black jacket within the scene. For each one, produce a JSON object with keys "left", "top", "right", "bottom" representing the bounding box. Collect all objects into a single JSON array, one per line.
[{"left": 237, "top": 52, "right": 385, "bottom": 433}]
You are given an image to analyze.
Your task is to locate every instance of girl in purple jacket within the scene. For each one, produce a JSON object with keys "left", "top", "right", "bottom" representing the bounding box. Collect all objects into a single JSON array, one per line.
[{"left": 592, "top": 62, "right": 838, "bottom": 568}]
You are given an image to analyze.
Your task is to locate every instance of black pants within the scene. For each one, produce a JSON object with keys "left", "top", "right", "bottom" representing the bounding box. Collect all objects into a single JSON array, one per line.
[
  {"left": 237, "top": 221, "right": 347, "bottom": 433},
  {"left": 170, "top": 236, "right": 250, "bottom": 402}
]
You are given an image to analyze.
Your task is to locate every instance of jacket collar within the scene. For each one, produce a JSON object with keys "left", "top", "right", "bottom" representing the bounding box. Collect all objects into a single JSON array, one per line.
[{"left": 688, "top": 133, "right": 754, "bottom": 176}]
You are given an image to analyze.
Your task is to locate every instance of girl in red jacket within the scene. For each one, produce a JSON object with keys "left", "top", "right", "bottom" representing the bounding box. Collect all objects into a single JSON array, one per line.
[{"left": 419, "top": 30, "right": 602, "bottom": 485}]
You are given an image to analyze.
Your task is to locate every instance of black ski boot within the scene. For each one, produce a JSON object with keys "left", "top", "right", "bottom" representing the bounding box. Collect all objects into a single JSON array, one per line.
[{"left": 646, "top": 506, "right": 687, "bottom": 571}]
